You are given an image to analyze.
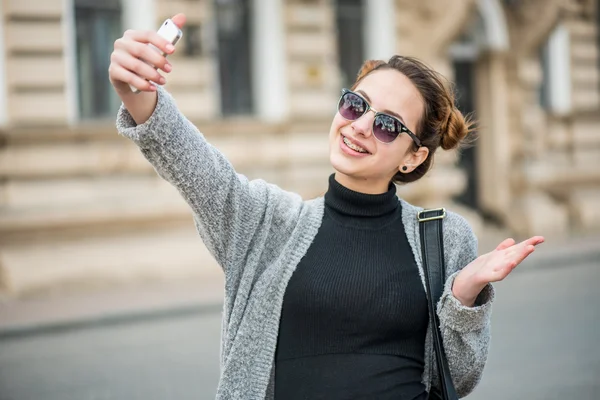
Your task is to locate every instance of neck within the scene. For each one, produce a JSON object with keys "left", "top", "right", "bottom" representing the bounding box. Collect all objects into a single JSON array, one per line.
[{"left": 333, "top": 172, "right": 392, "bottom": 195}]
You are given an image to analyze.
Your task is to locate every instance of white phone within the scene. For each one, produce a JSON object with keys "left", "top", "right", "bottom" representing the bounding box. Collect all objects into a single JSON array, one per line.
[{"left": 129, "top": 19, "right": 183, "bottom": 93}]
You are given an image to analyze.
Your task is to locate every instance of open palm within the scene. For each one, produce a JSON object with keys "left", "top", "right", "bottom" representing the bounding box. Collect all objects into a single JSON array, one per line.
[{"left": 453, "top": 236, "right": 545, "bottom": 305}]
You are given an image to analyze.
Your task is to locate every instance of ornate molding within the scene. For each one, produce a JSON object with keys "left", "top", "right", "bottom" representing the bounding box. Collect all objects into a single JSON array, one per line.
[
  {"left": 395, "top": 0, "right": 477, "bottom": 59},
  {"left": 504, "top": 0, "right": 568, "bottom": 55},
  {"left": 573, "top": 0, "right": 596, "bottom": 19}
]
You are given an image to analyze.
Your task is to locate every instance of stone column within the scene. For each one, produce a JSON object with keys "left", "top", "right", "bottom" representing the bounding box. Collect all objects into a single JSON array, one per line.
[
  {"left": 286, "top": 0, "right": 338, "bottom": 119},
  {"left": 251, "top": 0, "right": 288, "bottom": 122},
  {"left": 475, "top": 52, "right": 511, "bottom": 218},
  {"left": 0, "top": 1, "right": 7, "bottom": 126},
  {"left": 122, "top": 0, "right": 156, "bottom": 31},
  {"left": 62, "top": 0, "right": 79, "bottom": 125},
  {"left": 544, "top": 24, "right": 572, "bottom": 116},
  {"left": 364, "top": 0, "right": 396, "bottom": 60}
]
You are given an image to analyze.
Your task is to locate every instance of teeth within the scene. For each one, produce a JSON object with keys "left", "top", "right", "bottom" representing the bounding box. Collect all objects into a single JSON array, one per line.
[{"left": 343, "top": 137, "right": 368, "bottom": 153}]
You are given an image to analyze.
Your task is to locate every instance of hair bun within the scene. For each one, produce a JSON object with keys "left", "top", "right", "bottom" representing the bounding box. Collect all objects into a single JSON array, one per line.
[{"left": 440, "top": 108, "right": 474, "bottom": 150}]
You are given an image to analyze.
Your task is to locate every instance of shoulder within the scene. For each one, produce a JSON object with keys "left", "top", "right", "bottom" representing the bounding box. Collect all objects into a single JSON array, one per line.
[
  {"left": 399, "top": 199, "right": 475, "bottom": 240},
  {"left": 443, "top": 210, "right": 478, "bottom": 274},
  {"left": 250, "top": 179, "right": 325, "bottom": 225},
  {"left": 399, "top": 199, "right": 478, "bottom": 273},
  {"left": 443, "top": 210, "right": 477, "bottom": 244},
  {"left": 259, "top": 179, "right": 324, "bottom": 210}
]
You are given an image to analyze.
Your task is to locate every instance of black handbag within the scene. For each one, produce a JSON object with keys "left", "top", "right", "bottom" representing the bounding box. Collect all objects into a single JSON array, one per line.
[{"left": 418, "top": 208, "right": 459, "bottom": 400}]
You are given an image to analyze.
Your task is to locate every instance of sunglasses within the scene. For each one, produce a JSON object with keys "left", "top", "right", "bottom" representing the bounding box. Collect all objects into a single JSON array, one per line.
[{"left": 337, "top": 88, "right": 422, "bottom": 147}]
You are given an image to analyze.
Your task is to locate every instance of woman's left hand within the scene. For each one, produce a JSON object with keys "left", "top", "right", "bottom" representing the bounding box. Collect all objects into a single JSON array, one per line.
[{"left": 452, "top": 236, "right": 545, "bottom": 307}]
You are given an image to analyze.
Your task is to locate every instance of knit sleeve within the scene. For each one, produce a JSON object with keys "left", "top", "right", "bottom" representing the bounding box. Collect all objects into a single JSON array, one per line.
[
  {"left": 434, "top": 212, "right": 495, "bottom": 397},
  {"left": 115, "top": 87, "right": 302, "bottom": 276}
]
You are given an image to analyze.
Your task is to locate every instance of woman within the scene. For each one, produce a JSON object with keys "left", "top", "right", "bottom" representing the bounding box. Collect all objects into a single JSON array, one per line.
[{"left": 109, "top": 13, "right": 544, "bottom": 400}]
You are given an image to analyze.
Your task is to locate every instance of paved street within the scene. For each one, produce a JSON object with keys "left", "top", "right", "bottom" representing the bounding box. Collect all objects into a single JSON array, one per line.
[
  {"left": 467, "top": 260, "right": 600, "bottom": 400},
  {"left": 1, "top": 259, "right": 599, "bottom": 400}
]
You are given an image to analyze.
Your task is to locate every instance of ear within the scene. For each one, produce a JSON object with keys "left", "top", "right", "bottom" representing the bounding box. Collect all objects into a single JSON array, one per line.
[{"left": 399, "top": 146, "right": 429, "bottom": 173}]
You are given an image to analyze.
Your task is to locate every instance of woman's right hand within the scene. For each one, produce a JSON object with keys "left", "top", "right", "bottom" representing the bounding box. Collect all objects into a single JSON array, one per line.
[
  {"left": 109, "top": 14, "right": 186, "bottom": 124},
  {"left": 108, "top": 14, "right": 186, "bottom": 96}
]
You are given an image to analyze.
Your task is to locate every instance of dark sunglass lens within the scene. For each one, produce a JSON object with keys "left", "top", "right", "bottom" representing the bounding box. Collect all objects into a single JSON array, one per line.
[
  {"left": 338, "top": 92, "right": 366, "bottom": 120},
  {"left": 373, "top": 114, "right": 401, "bottom": 143}
]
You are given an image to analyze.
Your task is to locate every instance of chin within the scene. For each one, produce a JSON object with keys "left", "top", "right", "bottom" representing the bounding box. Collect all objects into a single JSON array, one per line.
[{"left": 329, "top": 152, "right": 361, "bottom": 179}]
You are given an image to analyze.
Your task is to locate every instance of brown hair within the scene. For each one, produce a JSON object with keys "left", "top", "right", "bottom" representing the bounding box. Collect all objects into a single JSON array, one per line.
[{"left": 351, "top": 55, "right": 476, "bottom": 184}]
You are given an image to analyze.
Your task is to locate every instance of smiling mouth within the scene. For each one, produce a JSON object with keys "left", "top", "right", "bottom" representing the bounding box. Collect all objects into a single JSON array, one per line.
[{"left": 342, "top": 135, "right": 369, "bottom": 154}]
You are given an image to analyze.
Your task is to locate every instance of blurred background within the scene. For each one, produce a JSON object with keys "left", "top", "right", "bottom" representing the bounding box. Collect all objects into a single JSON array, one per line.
[{"left": 0, "top": 0, "right": 599, "bottom": 399}]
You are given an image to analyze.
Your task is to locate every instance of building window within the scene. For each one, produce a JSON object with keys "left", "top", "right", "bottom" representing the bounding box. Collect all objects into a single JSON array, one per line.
[
  {"left": 539, "top": 24, "right": 572, "bottom": 115},
  {"left": 74, "top": 0, "right": 122, "bottom": 120},
  {"left": 183, "top": 24, "right": 203, "bottom": 57},
  {"left": 335, "top": 0, "right": 365, "bottom": 88},
  {"left": 597, "top": 0, "right": 600, "bottom": 97},
  {"left": 215, "top": 0, "right": 253, "bottom": 116},
  {"left": 449, "top": 10, "right": 484, "bottom": 211}
]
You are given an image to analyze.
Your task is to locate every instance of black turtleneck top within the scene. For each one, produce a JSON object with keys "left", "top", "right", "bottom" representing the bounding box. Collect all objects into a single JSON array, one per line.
[{"left": 274, "top": 174, "right": 428, "bottom": 400}]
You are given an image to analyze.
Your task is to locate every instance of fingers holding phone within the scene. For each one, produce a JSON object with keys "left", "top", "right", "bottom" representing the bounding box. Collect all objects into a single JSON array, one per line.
[
  {"left": 109, "top": 15, "right": 185, "bottom": 95},
  {"left": 127, "top": 19, "right": 182, "bottom": 93}
]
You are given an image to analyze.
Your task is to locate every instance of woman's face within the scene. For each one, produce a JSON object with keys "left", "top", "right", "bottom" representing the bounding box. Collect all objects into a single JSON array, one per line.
[{"left": 328, "top": 69, "right": 427, "bottom": 194}]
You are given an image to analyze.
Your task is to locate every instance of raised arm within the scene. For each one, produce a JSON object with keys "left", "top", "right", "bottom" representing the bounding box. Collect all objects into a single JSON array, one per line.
[{"left": 109, "top": 14, "right": 305, "bottom": 279}]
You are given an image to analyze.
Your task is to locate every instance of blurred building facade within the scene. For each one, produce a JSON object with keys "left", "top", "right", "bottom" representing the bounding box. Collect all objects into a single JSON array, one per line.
[{"left": 1, "top": 0, "right": 599, "bottom": 295}]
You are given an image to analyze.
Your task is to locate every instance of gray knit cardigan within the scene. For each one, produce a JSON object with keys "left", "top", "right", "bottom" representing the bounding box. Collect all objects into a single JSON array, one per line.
[{"left": 116, "top": 87, "right": 495, "bottom": 399}]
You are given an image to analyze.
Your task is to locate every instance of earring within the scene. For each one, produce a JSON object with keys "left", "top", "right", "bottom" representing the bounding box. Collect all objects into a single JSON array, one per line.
[{"left": 402, "top": 166, "right": 408, "bottom": 172}]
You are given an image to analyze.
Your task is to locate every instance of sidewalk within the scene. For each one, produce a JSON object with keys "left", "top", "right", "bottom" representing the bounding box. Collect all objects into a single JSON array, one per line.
[
  {"left": 1, "top": 233, "right": 598, "bottom": 339},
  {"left": 0, "top": 276, "right": 225, "bottom": 339}
]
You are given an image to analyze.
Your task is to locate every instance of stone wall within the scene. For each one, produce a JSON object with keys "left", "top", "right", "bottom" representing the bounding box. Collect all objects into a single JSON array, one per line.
[
  {"left": 1, "top": 0, "right": 599, "bottom": 297},
  {"left": 502, "top": 0, "right": 600, "bottom": 235},
  {"left": 285, "top": 0, "right": 339, "bottom": 119},
  {"left": 4, "top": 0, "right": 69, "bottom": 125},
  {"left": 565, "top": 0, "right": 600, "bottom": 230}
]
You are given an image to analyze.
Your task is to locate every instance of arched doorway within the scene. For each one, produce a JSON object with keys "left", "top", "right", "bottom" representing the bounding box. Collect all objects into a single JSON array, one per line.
[{"left": 450, "top": 0, "right": 510, "bottom": 218}]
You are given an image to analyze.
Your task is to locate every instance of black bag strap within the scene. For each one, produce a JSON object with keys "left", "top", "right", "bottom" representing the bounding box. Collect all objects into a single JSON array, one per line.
[{"left": 418, "top": 208, "right": 459, "bottom": 400}]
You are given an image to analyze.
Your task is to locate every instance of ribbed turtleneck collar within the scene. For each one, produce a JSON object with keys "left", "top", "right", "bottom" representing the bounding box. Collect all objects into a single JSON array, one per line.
[{"left": 324, "top": 174, "right": 399, "bottom": 218}]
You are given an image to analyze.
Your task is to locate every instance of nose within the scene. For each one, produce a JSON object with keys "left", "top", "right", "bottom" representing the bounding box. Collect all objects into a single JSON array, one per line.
[{"left": 350, "top": 109, "right": 375, "bottom": 138}]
